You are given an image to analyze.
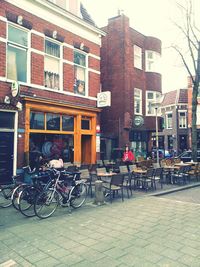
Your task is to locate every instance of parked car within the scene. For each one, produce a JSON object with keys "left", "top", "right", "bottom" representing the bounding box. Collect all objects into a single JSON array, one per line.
[{"left": 177, "top": 150, "right": 200, "bottom": 162}]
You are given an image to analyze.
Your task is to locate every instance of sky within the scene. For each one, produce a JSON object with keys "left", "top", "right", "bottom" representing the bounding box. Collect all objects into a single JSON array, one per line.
[{"left": 81, "top": 0, "right": 200, "bottom": 93}]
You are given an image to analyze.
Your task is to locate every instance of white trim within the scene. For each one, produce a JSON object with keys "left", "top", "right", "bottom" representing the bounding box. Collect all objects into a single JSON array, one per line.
[
  {"left": 30, "top": 48, "right": 45, "bottom": 56},
  {"left": 165, "top": 111, "right": 173, "bottom": 114},
  {"left": 63, "top": 59, "right": 74, "bottom": 66},
  {"left": 89, "top": 53, "right": 100, "bottom": 60},
  {"left": 6, "top": 0, "right": 105, "bottom": 45},
  {"left": 178, "top": 110, "right": 187, "bottom": 113},
  {"left": 88, "top": 68, "right": 100, "bottom": 75},
  {"left": 0, "top": 37, "right": 6, "bottom": 43},
  {"left": 0, "top": 15, "right": 7, "bottom": 22},
  {"left": 65, "top": 91, "right": 97, "bottom": 100},
  {"left": 63, "top": 43, "right": 74, "bottom": 49},
  {"left": 31, "top": 29, "right": 45, "bottom": 37}
]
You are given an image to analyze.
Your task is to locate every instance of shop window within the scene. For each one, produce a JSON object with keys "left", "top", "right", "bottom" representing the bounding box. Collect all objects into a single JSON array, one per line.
[
  {"left": 62, "top": 115, "right": 74, "bottom": 131},
  {"left": 46, "top": 113, "right": 60, "bottom": 130},
  {"left": 81, "top": 117, "right": 90, "bottom": 130},
  {"left": 44, "top": 39, "right": 60, "bottom": 90},
  {"left": 0, "top": 112, "right": 15, "bottom": 129},
  {"left": 7, "top": 24, "right": 28, "bottom": 82},
  {"left": 74, "top": 51, "right": 87, "bottom": 96},
  {"left": 30, "top": 112, "right": 45, "bottom": 129}
]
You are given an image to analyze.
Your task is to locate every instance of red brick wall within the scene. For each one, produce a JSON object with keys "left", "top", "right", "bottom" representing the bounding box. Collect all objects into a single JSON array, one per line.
[
  {"left": 31, "top": 34, "right": 44, "bottom": 51},
  {"left": 0, "top": 42, "right": 6, "bottom": 77},
  {"left": 31, "top": 53, "right": 44, "bottom": 85},
  {"left": 0, "top": 20, "right": 6, "bottom": 38},
  {"left": 89, "top": 72, "right": 99, "bottom": 97}
]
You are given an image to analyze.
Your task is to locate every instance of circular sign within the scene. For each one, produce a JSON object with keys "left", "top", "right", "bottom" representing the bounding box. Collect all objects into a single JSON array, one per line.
[
  {"left": 11, "top": 81, "right": 20, "bottom": 97},
  {"left": 134, "top": 116, "right": 144, "bottom": 127}
]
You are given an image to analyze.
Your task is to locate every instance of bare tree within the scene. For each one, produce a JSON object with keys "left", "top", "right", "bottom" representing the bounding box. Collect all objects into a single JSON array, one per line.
[{"left": 172, "top": 0, "right": 200, "bottom": 161}]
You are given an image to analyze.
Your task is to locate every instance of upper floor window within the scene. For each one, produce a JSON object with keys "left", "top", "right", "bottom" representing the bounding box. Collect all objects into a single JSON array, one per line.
[
  {"left": 146, "top": 91, "right": 161, "bottom": 115},
  {"left": 134, "top": 45, "right": 142, "bottom": 70},
  {"left": 145, "top": 50, "right": 161, "bottom": 73},
  {"left": 7, "top": 24, "right": 28, "bottom": 82},
  {"left": 74, "top": 51, "right": 87, "bottom": 96},
  {"left": 134, "top": 88, "right": 142, "bottom": 115},
  {"left": 179, "top": 111, "right": 187, "bottom": 128},
  {"left": 44, "top": 39, "right": 60, "bottom": 90},
  {"left": 166, "top": 113, "right": 172, "bottom": 129}
]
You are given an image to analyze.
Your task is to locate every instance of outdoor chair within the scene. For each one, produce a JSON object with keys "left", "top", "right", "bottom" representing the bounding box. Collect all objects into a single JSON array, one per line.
[
  {"left": 103, "top": 174, "right": 124, "bottom": 203},
  {"left": 172, "top": 166, "right": 187, "bottom": 185},
  {"left": 119, "top": 166, "right": 132, "bottom": 197},
  {"left": 136, "top": 168, "right": 155, "bottom": 192},
  {"left": 151, "top": 167, "right": 163, "bottom": 190}
]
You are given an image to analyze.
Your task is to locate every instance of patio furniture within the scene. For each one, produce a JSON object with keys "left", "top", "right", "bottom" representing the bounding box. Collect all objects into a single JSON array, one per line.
[
  {"left": 172, "top": 165, "right": 187, "bottom": 185},
  {"left": 103, "top": 174, "right": 125, "bottom": 203},
  {"left": 151, "top": 167, "right": 163, "bottom": 190}
]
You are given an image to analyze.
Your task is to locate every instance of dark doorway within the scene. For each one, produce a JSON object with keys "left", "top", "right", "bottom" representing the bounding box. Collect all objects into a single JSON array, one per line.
[
  {"left": 179, "top": 135, "right": 187, "bottom": 152},
  {"left": 0, "top": 132, "right": 14, "bottom": 185}
]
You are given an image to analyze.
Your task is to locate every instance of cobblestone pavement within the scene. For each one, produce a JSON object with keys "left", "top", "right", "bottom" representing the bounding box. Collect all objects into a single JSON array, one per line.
[{"left": 1, "top": 188, "right": 200, "bottom": 267}]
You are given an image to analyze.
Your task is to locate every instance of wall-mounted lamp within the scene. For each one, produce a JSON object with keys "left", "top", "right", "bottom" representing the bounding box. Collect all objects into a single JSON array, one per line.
[
  {"left": 4, "top": 96, "right": 10, "bottom": 104},
  {"left": 52, "top": 30, "right": 57, "bottom": 39},
  {"left": 17, "top": 15, "right": 23, "bottom": 25}
]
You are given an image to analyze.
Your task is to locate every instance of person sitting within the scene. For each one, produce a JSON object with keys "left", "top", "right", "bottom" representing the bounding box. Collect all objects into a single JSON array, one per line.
[
  {"left": 48, "top": 154, "right": 64, "bottom": 170},
  {"left": 122, "top": 145, "right": 135, "bottom": 172}
]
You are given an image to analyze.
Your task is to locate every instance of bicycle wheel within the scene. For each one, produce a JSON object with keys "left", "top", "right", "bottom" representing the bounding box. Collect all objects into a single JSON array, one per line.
[
  {"left": 70, "top": 182, "right": 87, "bottom": 209},
  {"left": 18, "top": 186, "right": 40, "bottom": 217},
  {"left": 34, "top": 189, "right": 59, "bottom": 219},
  {"left": 11, "top": 184, "right": 25, "bottom": 210},
  {"left": 0, "top": 185, "right": 13, "bottom": 208}
]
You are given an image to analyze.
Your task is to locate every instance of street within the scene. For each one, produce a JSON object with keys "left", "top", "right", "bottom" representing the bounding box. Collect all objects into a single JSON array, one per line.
[{"left": 1, "top": 188, "right": 200, "bottom": 267}]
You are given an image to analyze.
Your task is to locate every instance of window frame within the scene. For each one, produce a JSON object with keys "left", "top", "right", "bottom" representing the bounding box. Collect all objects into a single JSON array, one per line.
[
  {"left": 133, "top": 45, "right": 142, "bottom": 70},
  {"left": 134, "top": 88, "right": 142, "bottom": 115},
  {"left": 166, "top": 112, "right": 173, "bottom": 129},
  {"left": 178, "top": 111, "right": 187, "bottom": 128},
  {"left": 145, "top": 50, "right": 161, "bottom": 73},
  {"left": 6, "top": 23, "right": 30, "bottom": 84},
  {"left": 73, "top": 49, "right": 88, "bottom": 97},
  {"left": 44, "top": 37, "right": 62, "bottom": 91},
  {"left": 146, "top": 91, "right": 161, "bottom": 116}
]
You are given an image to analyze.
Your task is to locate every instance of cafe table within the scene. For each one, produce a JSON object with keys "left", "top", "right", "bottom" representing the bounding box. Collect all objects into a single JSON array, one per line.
[
  {"left": 174, "top": 162, "right": 192, "bottom": 167},
  {"left": 97, "top": 172, "right": 117, "bottom": 183},
  {"left": 163, "top": 165, "right": 180, "bottom": 184}
]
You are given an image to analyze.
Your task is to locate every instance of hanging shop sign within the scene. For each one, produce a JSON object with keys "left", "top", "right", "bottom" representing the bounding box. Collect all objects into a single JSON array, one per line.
[
  {"left": 97, "top": 91, "right": 111, "bottom": 107},
  {"left": 11, "top": 81, "right": 20, "bottom": 98},
  {"left": 134, "top": 116, "right": 144, "bottom": 127}
]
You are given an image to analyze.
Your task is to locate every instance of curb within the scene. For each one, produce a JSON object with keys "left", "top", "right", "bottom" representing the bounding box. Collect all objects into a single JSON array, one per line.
[{"left": 149, "top": 182, "right": 200, "bottom": 197}]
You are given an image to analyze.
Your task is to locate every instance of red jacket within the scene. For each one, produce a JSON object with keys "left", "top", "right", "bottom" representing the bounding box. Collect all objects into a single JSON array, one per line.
[{"left": 122, "top": 151, "right": 135, "bottom": 162}]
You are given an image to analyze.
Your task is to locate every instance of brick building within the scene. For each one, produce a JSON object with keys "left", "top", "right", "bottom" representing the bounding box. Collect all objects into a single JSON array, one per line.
[
  {"left": 0, "top": 0, "right": 105, "bottom": 184},
  {"left": 159, "top": 89, "right": 188, "bottom": 154},
  {"left": 100, "top": 13, "right": 162, "bottom": 159}
]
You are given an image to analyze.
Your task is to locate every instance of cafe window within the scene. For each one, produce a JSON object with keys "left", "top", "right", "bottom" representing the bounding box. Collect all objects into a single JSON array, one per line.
[
  {"left": 46, "top": 113, "right": 60, "bottom": 130},
  {"left": 62, "top": 115, "right": 74, "bottom": 131},
  {"left": 0, "top": 112, "right": 15, "bottom": 129},
  {"left": 44, "top": 39, "right": 60, "bottom": 90},
  {"left": 81, "top": 116, "right": 90, "bottom": 130},
  {"left": 30, "top": 112, "right": 45, "bottom": 130},
  {"left": 74, "top": 51, "right": 87, "bottom": 96},
  {"left": 7, "top": 24, "right": 28, "bottom": 82}
]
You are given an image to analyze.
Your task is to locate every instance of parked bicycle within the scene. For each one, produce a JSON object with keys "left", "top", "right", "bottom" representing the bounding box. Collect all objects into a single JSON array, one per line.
[{"left": 34, "top": 169, "right": 87, "bottom": 219}]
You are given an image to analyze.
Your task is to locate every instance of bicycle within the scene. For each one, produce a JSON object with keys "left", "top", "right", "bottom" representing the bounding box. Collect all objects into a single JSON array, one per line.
[
  {"left": 17, "top": 168, "right": 56, "bottom": 217},
  {"left": 34, "top": 169, "right": 87, "bottom": 219}
]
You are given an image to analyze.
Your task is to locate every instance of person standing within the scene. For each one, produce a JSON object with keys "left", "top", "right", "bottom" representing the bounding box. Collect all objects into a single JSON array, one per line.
[{"left": 122, "top": 145, "right": 135, "bottom": 172}]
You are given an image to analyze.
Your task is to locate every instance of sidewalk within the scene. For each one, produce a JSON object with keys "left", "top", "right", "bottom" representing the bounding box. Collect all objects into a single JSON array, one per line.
[{"left": 1, "top": 181, "right": 200, "bottom": 266}]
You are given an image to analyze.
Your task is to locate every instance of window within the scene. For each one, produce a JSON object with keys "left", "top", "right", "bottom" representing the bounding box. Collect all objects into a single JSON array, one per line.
[
  {"left": 81, "top": 116, "right": 90, "bottom": 130},
  {"left": 62, "top": 115, "right": 74, "bottom": 131},
  {"left": 0, "top": 112, "right": 15, "bottom": 129},
  {"left": 30, "top": 112, "right": 45, "bottom": 129},
  {"left": 74, "top": 51, "right": 87, "bottom": 96},
  {"left": 179, "top": 111, "right": 187, "bottom": 128},
  {"left": 166, "top": 113, "right": 172, "bottom": 129},
  {"left": 7, "top": 24, "right": 28, "bottom": 82},
  {"left": 134, "top": 88, "right": 142, "bottom": 114},
  {"left": 133, "top": 45, "right": 142, "bottom": 69},
  {"left": 146, "top": 91, "right": 161, "bottom": 115},
  {"left": 145, "top": 50, "right": 161, "bottom": 73},
  {"left": 46, "top": 113, "right": 60, "bottom": 130},
  {"left": 44, "top": 39, "right": 60, "bottom": 90}
]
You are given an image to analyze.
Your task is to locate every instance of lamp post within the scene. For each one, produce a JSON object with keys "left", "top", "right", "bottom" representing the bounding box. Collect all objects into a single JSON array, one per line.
[{"left": 155, "top": 106, "right": 159, "bottom": 165}]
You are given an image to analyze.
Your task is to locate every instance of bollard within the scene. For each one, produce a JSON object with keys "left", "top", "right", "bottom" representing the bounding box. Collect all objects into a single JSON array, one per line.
[{"left": 94, "top": 180, "right": 105, "bottom": 205}]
